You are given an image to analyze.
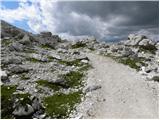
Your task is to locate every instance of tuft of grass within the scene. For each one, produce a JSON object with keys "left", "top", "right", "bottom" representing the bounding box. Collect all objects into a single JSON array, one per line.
[
  {"left": 139, "top": 44, "right": 157, "bottom": 54},
  {"left": 36, "top": 80, "right": 63, "bottom": 91},
  {"left": 71, "top": 42, "right": 87, "bottom": 49},
  {"left": 43, "top": 91, "right": 82, "bottom": 118},
  {"left": 61, "top": 71, "right": 84, "bottom": 88},
  {"left": 1, "top": 85, "right": 17, "bottom": 119}
]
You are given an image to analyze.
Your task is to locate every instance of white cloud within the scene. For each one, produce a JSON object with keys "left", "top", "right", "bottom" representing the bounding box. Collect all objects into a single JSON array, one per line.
[{"left": 0, "top": 1, "right": 158, "bottom": 41}]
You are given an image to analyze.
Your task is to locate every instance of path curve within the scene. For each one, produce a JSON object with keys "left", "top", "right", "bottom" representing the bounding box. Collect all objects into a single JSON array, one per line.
[{"left": 85, "top": 52, "right": 158, "bottom": 119}]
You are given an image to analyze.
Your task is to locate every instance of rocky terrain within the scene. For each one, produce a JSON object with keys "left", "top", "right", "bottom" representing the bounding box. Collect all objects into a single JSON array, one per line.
[{"left": 0, "top": 20, "right": 159, "bottom": 119}]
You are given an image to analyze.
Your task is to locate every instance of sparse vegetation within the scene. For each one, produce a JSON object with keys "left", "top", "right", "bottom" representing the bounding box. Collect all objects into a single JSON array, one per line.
[
  {"left": 118, "top": 58, "right": 140, "bottom": 70},
  {"left": 40, "top": 44, "right": 55, "bottom": 49},
  {"left": 71, "top": 42, "right": 87, "bottom": 49},
  {"left": 36, "top": 80, "right": 63, "bottom": 91},
  {"left": 43, "top": 91, "right": 82, "bottom": 118}
]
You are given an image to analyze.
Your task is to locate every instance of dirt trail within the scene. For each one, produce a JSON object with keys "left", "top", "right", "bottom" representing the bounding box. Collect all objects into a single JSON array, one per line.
[{"left": 85, "top": 52, "right": 158, "bottom": 119}]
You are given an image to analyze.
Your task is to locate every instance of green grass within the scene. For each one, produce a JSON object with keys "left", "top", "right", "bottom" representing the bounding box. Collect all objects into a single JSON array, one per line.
[
  {"left": 36, "top": 80, "right": 63, "bottom": 91},
  {"left": 1, "top": 85, "right": 17, "bottom": 119},
  {"left": 61, "top": 71, "right": 84, "bottom": 88},
  {"left": 43, "top": 91, "right": 82, "bottom": 118},
  {"left": 71, "top": 42, "right": 87, "bottom": 49},
  {"left": 139, "top": 44, "right": 157, "bottom": 54}
]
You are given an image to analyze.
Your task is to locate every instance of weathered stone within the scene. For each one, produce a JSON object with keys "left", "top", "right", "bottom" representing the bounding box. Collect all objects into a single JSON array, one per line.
[
  {"left": 9, "top": 42, "right": 24, "bottom": 52},
  {"left": 40, "top": 32, "right": 52, "bottom": 37},
  {"left": 85, "top": 85, "right": 102, "bottom": 93},
  {"left": 9, "top": 65, "right": 29, "bottom": 74}
]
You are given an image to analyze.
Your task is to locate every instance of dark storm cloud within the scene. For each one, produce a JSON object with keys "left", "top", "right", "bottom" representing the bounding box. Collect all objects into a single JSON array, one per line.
[{"left": 52, "top": 1, "right": 158, "bottom": 41}]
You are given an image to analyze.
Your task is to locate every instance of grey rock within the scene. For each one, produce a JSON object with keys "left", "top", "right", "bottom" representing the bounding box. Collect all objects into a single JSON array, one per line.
[
  {"left": 85, "top": 85, "right": 102, "bottom": 93},
  {"left": 13, "top": 104, "right": 34, "bottom": 117}
]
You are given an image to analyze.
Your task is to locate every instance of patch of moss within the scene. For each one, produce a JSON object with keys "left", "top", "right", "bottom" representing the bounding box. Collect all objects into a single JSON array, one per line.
[
  {"left": 43, "top": 91, "right": 82, "bottom": 118},
  {"left": 139, "top": 44, "right": 157, "bottom": 54},
  {"left": 71, "top": 42, "right": 87, "bottom": 49},
  {"left": 36, "top": 80, "right": 63, "bottom": 91},
  {"left": 1, "top": 85, "right": 17, "bottom": 119},
  {"left": 61, "top": 71, "right": 84, "bottom": 88}
]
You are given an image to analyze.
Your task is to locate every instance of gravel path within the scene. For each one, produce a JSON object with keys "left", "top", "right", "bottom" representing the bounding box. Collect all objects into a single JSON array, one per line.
[{"left": 85, "top": 52, "right": 158, "bottom": 119}]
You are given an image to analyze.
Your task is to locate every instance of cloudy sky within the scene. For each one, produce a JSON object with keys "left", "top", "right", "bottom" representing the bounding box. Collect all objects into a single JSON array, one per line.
[{"left": 0, "top": 0, "right": 159, "bottom": 41}]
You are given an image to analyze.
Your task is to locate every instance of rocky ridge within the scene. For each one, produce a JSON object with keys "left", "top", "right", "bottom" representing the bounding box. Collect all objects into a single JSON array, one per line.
[{"left": 0, "top": 20, "right": 159, "bottom": 119}]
